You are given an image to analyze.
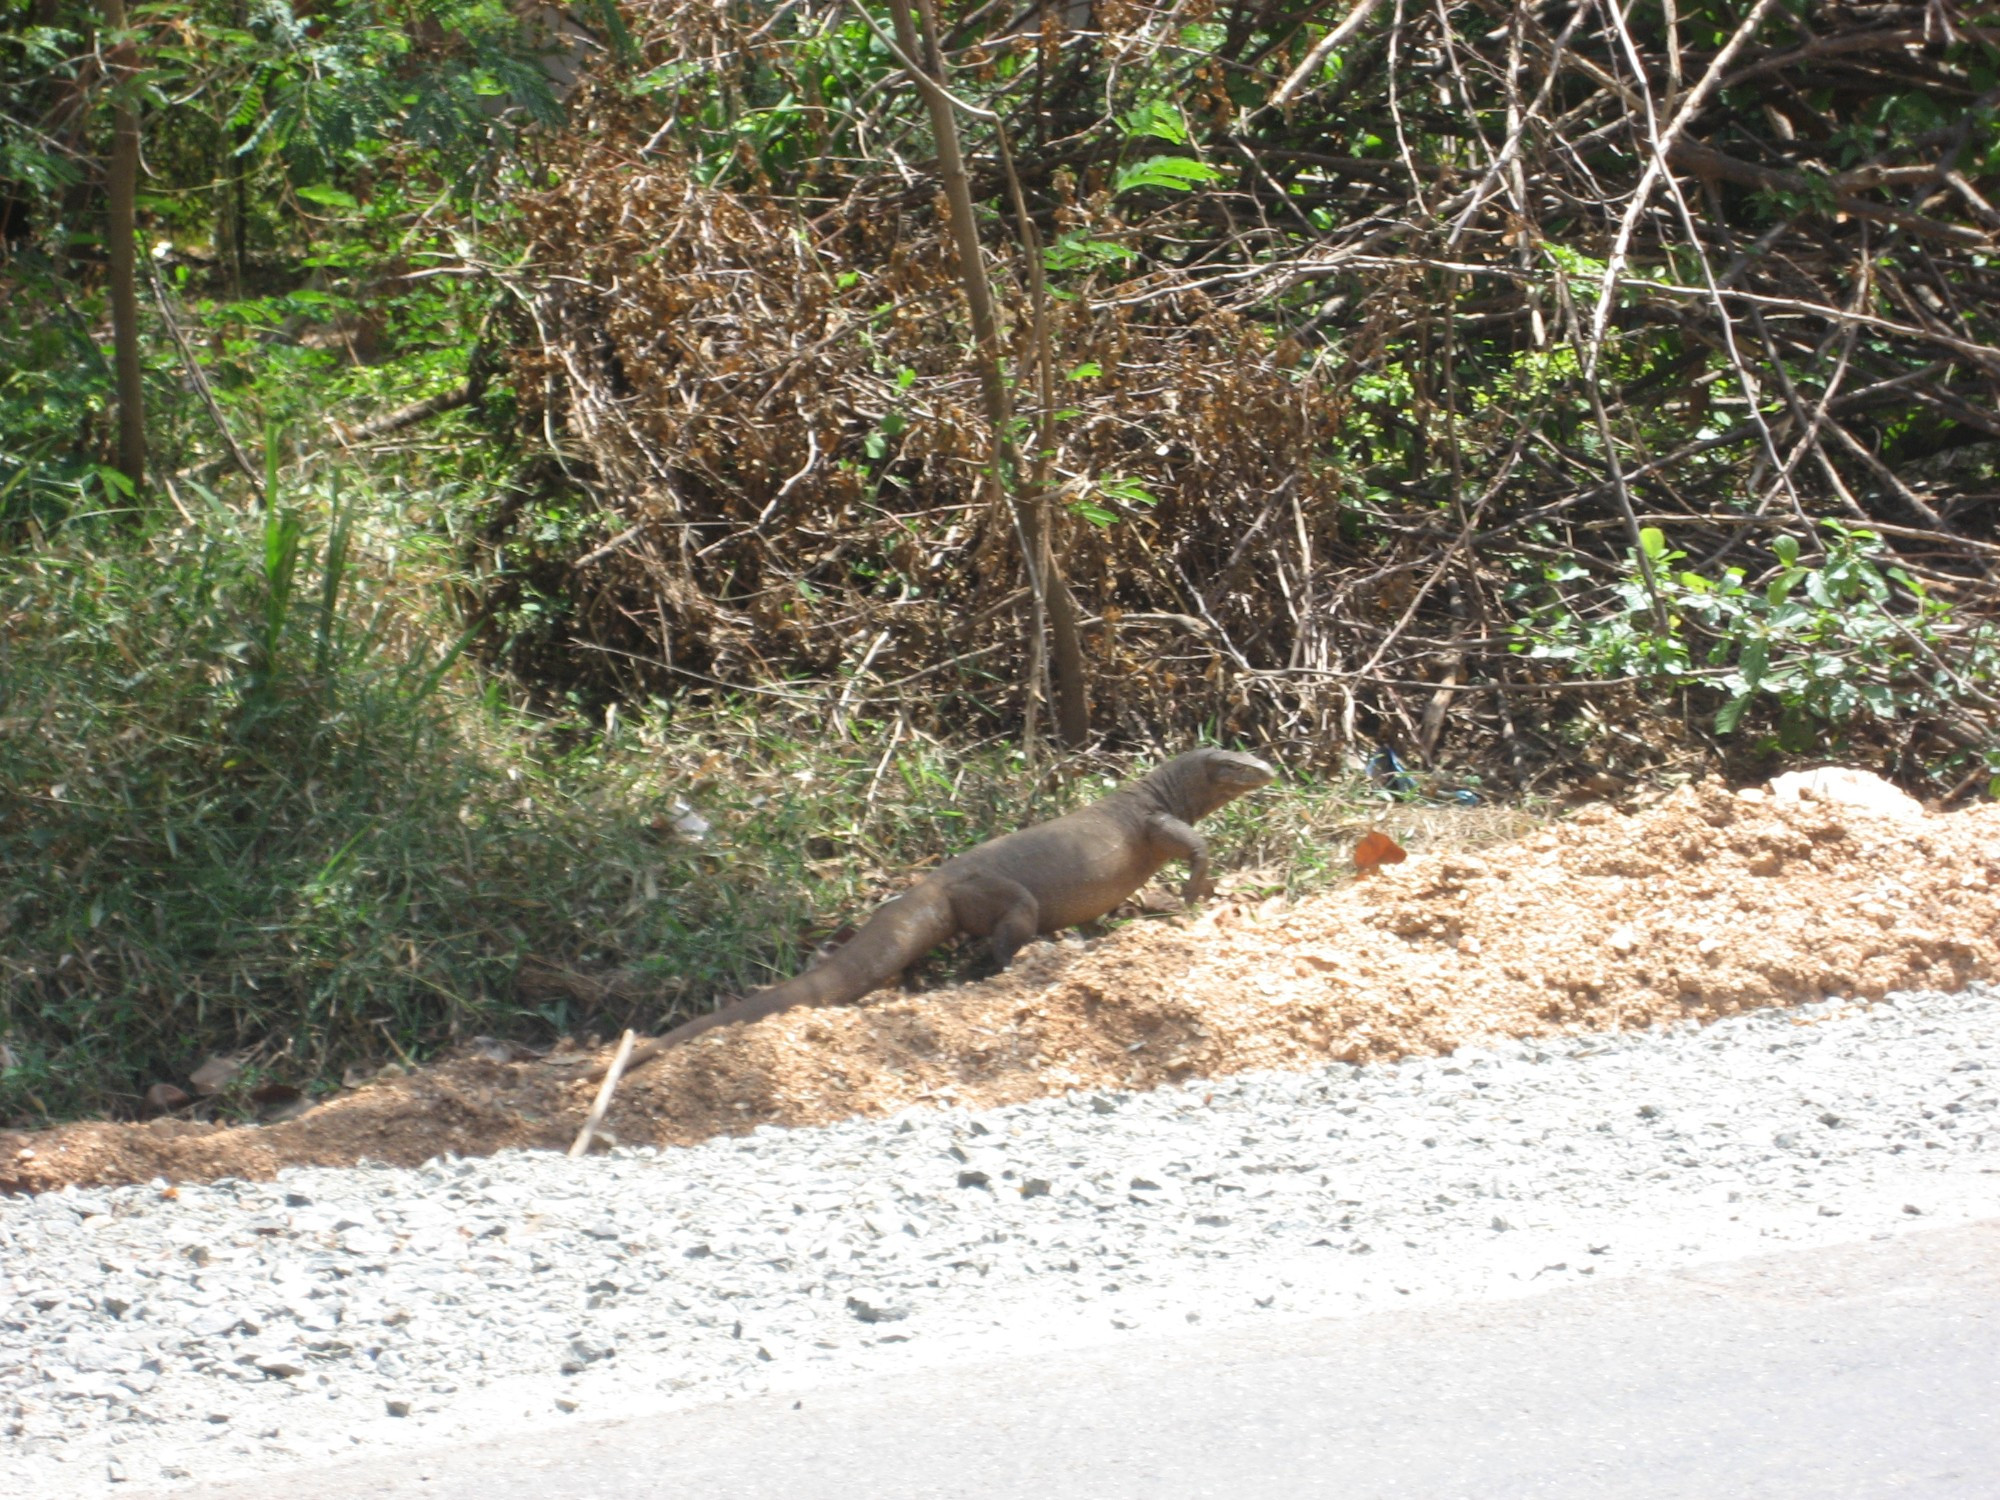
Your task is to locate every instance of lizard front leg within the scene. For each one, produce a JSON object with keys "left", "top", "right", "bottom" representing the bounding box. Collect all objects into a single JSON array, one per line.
[{"left": 1147, "top": 813, "right": 1213, "bottom": 903}]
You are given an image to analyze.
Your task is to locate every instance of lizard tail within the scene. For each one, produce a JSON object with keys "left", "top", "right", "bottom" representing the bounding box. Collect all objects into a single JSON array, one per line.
[
  {"left": 761, "top": 883, "right": 958, "bottom": 1012},
  {"left": 606, "top": 884, "right": 956, "bottom": 1071}
]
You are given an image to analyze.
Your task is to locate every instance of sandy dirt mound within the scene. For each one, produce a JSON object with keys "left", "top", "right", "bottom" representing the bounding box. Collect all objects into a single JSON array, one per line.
[{"left": 6, "top": 776, "right": 1997, "bottom": 1194}]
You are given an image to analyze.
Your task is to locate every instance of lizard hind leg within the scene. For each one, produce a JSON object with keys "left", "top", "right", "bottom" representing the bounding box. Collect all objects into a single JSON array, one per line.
[
  {"left": 947, "top": 872, "right": 1041, "bottom": 971},
  {"left": 987, "top": 903, "right": 1040, "bottom": 970}
]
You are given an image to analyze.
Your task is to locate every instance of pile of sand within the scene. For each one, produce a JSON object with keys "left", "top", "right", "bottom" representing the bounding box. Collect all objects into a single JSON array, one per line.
[{"left": 7, "top": 772, "right": 1995, "bottom": 1193}]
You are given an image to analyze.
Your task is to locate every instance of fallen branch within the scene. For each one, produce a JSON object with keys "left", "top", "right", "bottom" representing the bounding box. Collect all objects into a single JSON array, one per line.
[
  {"left": 177, "top": 380, "right": 479, "bottom": 491},
  {"left": 328, "top": 382, "right": 476, "bottom": 446},
  {"left": 145, "top": 259, "right": 265, "bottom": 505}
]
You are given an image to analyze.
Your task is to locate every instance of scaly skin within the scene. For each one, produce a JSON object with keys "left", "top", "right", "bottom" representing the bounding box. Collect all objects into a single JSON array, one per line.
[{"left": 594, "top": 748, "right": 1276, "bottom": 1075}]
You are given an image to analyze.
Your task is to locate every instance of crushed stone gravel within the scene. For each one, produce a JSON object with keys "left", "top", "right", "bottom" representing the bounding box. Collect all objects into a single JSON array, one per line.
[{"left": 3, "top": 982, "right": 1995, "bottom": 1495}]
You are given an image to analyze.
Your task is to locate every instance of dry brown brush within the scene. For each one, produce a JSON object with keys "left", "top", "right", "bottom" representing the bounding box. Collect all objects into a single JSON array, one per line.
[{"left": 493, "top": 0, "right": 2000, "bottom": 788}]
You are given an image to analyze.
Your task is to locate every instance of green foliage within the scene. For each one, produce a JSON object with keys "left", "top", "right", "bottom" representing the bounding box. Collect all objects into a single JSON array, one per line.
[
  {"left": 150, "top": 0, "right": 562, "bottom": 185},
  {"left": 1515, "top": 523, "right": 1999, "bottom": 749},
  {"left": 2, "top": 0, "right": 560, "bottom": 238},
  {"left": 1043, "top": 232, "right": 1139, "bottom": 271},
  {"left": 0, "top": 489, "right": 642, "bottom": 1116},
  {"left": 0, "top": 481, "right": 479, "bottom": 1110},
  {"left": 0, "top": 263, "right": 121, "bottom": 529},
  {"left": 0, "top": 0, "right": 555, "bottom": 530},
  {"left": 1120, "top": 99, "right": 1190, "bottom": 146}
]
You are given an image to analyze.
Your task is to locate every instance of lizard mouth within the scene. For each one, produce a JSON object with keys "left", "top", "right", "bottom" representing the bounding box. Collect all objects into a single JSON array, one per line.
[{"left": 1215, "top": 754, "right": 1278, "bottom": 789}]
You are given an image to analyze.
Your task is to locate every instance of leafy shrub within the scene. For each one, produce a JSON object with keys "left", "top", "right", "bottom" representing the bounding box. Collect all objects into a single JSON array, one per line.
[{"left": 1515, "top": 522, "right": 2000, "bottom": 761}]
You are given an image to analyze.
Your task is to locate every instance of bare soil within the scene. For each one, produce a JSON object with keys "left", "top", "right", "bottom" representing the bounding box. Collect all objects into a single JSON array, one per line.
[{"left": 6, "top": 775, "right": 1996, "bottom": 1196}]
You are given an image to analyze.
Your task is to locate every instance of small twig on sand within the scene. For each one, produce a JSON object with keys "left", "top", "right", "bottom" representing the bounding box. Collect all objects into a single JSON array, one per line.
[{"left": 569, "top": 1029, "right": 636, "bottom": 1158}]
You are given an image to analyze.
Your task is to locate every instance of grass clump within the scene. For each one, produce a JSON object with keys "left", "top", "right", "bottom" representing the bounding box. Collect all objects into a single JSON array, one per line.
[
  {"left": 0, "top": 478, "right": 796, "bottom": 1122},
  {"left": 2, "top": 484, "right": 523, "bottom": 1118}
]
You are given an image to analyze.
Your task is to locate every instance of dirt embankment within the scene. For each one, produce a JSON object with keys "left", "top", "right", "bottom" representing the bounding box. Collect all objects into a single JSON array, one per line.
[{"left": 6, "top": 775, "right": 1996, "bottom": 1194}]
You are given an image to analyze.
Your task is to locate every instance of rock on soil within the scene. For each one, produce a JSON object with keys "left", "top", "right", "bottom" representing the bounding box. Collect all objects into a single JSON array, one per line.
[{"left": 4, "top": 775, "right": 1998, "bottom": 1194}]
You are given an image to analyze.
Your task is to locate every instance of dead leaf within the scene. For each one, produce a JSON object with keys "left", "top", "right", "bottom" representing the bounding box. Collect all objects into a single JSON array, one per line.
[{"left": 1354, "top": 831, "right": 1408, "bottom": 874}]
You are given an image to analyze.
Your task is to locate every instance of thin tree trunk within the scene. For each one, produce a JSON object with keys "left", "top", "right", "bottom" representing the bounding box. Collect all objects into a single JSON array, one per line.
[
  {"left": 101, "top": 0, "right": 147, "bottom": 497},
  {"left": 221, "top": 0, "right": 249, "bottom": 299},
  {"left": 885, "top": 0, "right": 1091, "bottom": 748}
]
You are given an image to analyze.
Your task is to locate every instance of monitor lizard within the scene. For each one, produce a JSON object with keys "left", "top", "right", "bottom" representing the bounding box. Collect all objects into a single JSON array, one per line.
[{"left": 594, "top": 747, "right": 1275, "bottom": 1076}]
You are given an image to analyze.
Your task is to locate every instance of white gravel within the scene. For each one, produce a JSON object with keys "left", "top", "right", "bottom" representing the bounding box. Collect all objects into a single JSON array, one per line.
[{"left": 4, "top": 984, "right": 1997, "bottom": 1494}]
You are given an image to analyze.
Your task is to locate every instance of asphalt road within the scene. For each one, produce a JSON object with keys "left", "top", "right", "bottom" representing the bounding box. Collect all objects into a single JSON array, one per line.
[{"left": 143, "top": 1218, "right": 2000, "bottom": 1500}]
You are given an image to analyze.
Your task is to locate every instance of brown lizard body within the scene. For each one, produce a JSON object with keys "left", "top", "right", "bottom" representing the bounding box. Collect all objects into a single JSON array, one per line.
[{"left": 602, "top": 748, "right": 1274, "bottom": 1074}]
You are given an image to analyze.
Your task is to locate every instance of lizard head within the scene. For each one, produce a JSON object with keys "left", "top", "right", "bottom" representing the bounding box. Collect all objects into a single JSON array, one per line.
[{"left": 1169, "top": 747, "right": 1277, "bottom": 819}]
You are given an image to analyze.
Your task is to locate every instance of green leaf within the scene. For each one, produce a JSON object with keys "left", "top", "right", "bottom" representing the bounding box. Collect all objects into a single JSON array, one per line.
[
  {"left": 1738, "top": 636, "right": 1769, "bottom": 687},
  {"left": 93, "top": 463, "right": 136, "bottom": 498},
  {"left": 1070, "top": 500, "right": 1119, "bottom": 528},
  {"left": 1099, "top": 477, "right": 1160, "bottom": 508},
  {"left": 1715, "top": 694, "right": 1749, "bottom": 734},
  {"left": 294, "top": 184, "right": 358, "bottom": 210},
  {"left": 1771, "top": 533, "right": 1799, "bottom": 567},
  {"left": 1639, "top": 526, "right": 1667, "bottom": 560},
  {"left": 1113, "top": 155, "right": 1225, "bottom": 195},
  {"left": 1119, "top": 100, "right": 1188, "bottom": 145},
  {"left": 1067, "top": 362, "right": 1103, "bottom": 380},
  {"left": 1044, "top": 234, "right": 1138, "bottom": 271}
]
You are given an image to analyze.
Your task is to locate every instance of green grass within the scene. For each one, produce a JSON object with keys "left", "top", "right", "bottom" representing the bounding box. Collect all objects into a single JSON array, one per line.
[{"left": 3, "top": 467, "right": 1476, "bottom": 1126}]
